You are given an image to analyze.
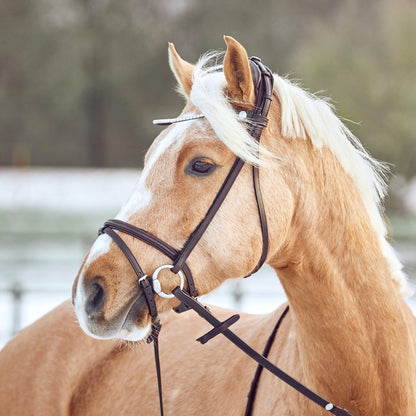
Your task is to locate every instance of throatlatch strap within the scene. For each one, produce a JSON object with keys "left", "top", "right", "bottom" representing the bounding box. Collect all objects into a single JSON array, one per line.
[
  {"left": 246, "top": 164, "right": 269, "bottom": 276},
  {"left": 172, "top": 287, "right": 356, "bottom": 416}
]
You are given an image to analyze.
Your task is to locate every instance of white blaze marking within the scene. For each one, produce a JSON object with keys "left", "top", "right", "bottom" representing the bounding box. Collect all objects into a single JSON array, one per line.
[
  {"left": 117, "top": 118, "right": 197, "bottom": 221},
  {"left": 82, "top": 233, "right": 114, "bottom": 270},
  {"left": 74, "top": 117, "right": 199, "bottom": 339}
]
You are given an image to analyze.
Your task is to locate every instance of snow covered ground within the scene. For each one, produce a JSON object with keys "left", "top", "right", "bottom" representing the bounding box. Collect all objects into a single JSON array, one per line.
[{"left": 1, "top": 168, "right": 415, "bottom": 349}]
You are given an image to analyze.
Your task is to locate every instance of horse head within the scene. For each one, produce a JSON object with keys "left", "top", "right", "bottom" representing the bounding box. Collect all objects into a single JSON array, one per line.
[
  {"left": 72, "top": 36, "right": 408, "bottom": 343},
  {"left": 72, "top": 37, "right": 294, "bottom": 341}
]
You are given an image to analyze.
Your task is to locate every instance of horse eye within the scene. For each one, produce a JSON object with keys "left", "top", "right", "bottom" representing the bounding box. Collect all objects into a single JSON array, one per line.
[{"left": 185, "top": 159, "right": 217, "bottom": 177}]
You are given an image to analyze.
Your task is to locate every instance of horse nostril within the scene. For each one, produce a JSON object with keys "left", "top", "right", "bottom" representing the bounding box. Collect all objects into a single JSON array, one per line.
[{"left": 85, "top": 281, "right": 106, "bottom": 318}]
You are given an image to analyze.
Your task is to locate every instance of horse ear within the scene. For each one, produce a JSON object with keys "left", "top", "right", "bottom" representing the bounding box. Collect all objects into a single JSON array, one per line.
[
  {"left": 223, "top": 36, "right": 255, "bottom": 105},
  {"left": 168, "top": 43, "right": 194, "bottom": 98}
]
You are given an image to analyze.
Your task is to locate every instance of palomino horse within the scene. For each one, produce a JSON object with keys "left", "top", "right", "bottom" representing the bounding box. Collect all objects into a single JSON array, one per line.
[{"left": 1, "top": 37, "right": 415, "bottom": 415}]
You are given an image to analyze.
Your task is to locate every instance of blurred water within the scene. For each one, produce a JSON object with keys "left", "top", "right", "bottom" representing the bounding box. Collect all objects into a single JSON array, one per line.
[{"left": 1, "top": 168, "right": 415, "bottom": 349}]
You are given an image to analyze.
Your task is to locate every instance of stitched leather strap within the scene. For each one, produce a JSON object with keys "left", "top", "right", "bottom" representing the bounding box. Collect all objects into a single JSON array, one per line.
[
  {"left": 139, "top": 278, "right": 158, "bottom": 325},
  {"left": 172, "top": 57, "right": 273, "bottom": 277},
  {"left": 100, "top": 225, "right": 165, "bottom": 415},
  {"left": 245, "top": 57, "right": 274, "bottom": 276},
  {"left": 247, "top": 164, "right": 269, "bottom": 276},
  {"left": 153, "top": 338, "right": 164, "bottom": 416},
  {"left": 173, "top": 287, "right": 356, "bottom": 416},
  {"left": 171, "top": 157, "right": 246, "bottom": 274},
  {"left": 102, "top": 227, "right": 145, "bottom": 278},
  {"left": 196, "top": 314, "right": 240, "bottom": 344},
  {"left": 101, "top": 220, "right": 198, "bottom": 298}
]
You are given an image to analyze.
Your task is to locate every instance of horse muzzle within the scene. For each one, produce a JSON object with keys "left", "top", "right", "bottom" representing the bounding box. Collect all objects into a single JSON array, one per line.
[{"left": 73, "top": 275, "right": 152, "bottom": 341}]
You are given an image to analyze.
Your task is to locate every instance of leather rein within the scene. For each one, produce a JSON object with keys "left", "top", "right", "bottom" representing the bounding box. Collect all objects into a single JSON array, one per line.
[{"left": 98, "top": 57, "right": 355, "bottom": 416}]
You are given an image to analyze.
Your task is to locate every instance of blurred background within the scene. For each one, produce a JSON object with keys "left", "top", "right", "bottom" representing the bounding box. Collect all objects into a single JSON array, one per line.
[{"left": 1, "top": 0, "right": 415, "bottom": 348}]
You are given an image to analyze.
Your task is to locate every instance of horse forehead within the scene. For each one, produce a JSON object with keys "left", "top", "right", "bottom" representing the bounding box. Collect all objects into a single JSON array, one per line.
[
  {"left": 147, "top": 122, "right": 192, "bottom": 163},
  {"left": 119, "top": 122, "right": 196, "bottom": 210},
  {"left": 150, "top": 120, "right": 210, "bottom": 160}
]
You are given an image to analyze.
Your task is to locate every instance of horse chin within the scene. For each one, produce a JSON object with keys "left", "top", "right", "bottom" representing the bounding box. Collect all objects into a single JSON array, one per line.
[
  {"left": 117, "top": 325, "right": 152, "bottom": 342},
  {"left": 117, "top": 297, "right": 153, "bottom": 341},
  {"left": 79, "top": 320, "right": 151, "bottom": 342}
]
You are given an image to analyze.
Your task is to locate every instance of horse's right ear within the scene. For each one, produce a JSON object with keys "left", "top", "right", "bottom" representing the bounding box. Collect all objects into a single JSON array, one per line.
[{"left": 168, "top": 43, "right": 194, "bottom": 98}]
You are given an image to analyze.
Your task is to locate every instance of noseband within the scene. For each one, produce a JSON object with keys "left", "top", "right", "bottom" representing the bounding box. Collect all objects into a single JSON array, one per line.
[{"left": 97, "top": 57, "right": 355, "bottom": 416}]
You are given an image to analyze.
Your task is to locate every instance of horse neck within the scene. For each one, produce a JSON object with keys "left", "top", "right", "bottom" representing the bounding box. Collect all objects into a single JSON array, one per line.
[{"left": 266, "top": 143, "right": 416, "bottom": 414}]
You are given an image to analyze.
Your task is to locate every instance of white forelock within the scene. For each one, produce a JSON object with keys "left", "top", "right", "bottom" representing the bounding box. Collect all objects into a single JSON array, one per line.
[{"left": 188, "top": 51, "right": 411, "bottom": 297}]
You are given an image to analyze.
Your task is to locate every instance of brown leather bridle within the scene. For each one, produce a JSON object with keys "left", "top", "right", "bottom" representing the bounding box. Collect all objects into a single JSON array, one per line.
[
  {"left": 99, "top": 56, "right": 272, "bottom": 338},
  {"left": 97, "top": 57, "right": 355, "bottom": 416}
]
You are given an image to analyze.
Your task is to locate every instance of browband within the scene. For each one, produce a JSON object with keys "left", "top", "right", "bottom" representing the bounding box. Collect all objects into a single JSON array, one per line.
[{"left": 153, "top": 114, "right": 205, "bottom": 125}]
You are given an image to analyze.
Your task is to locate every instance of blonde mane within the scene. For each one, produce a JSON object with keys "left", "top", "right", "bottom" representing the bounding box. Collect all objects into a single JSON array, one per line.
[{"left": 189, "top": 52, "right": 410, "bottom": 297}]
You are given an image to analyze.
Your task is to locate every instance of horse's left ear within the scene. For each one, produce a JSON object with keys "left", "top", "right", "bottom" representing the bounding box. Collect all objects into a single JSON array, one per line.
[
  {"left": 223, "top": 36, "right": 255, "bottom": 105},
  {"left": 168, "top": 43, "right": 194, "bottom": 98}
]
